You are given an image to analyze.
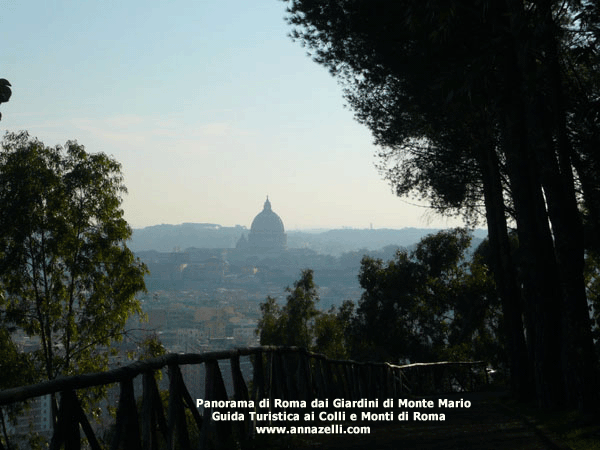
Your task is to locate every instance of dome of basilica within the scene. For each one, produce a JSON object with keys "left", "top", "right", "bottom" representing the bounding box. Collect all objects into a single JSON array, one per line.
[
  {"left": 251, "top": 197, "right": 285, "bottom": 234},
  {"left": 240, "top": 197, "right": 287, "bottom": 251}
]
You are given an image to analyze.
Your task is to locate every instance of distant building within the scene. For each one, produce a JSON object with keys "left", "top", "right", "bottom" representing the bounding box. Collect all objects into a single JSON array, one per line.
[
  {"left": 237, "top": 197, "right": 287, "bottom": 252},
  {"left": 7, "top": 394, "right": 52, "bottom": 439}
]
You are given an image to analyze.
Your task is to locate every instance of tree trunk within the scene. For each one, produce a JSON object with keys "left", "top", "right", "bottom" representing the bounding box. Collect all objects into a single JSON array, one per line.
[
  {"left": 476, "top": 133, "right": 533, "bottom": 401},
  {"left": 498, "top": 28, "right": 565, "bottom": 409},
  {"left": 530, "top": 3, "right": 598, "bottom": 410}
]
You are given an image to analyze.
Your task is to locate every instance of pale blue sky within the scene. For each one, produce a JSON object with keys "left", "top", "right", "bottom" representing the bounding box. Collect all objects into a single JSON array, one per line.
[{"left": 1, "top": 1, "right": 466, "bottom": 230}]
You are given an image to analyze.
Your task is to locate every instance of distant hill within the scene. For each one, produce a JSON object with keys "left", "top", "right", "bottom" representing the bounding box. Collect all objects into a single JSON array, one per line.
[
  {"left": 130, "top": 223, "right": 487, "bottom": 255},
  {"left": 129, "top": 223, "right": 247, "bottom": 252}
]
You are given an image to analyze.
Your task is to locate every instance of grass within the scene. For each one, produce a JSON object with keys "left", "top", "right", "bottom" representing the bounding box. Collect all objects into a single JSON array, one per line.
[{"left": 502, "top": 397, "right": 600, "bottom": 450}]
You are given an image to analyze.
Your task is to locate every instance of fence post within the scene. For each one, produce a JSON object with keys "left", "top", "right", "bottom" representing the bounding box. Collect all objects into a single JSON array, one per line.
[
  {"left": 296, "top": 352, "right": 313, "bottom": 403},
  {"left": 110, "top": 378, "right": 142, "bottom": 450},
  {"left": 230, "top": 352, "right": 250, "bottom": 439},
  {"left": 203, "top": 359, "right": 231, "bottom": 445},
  {"left": 0, "top": 348, "right": 493, "bottom": 450},
  {"left": 251, "top": 350, "right": 265, "bottom": 403},
  {"left": 167, "top": 364, "right": 190, "bottom": 450},
  {"left": 49, "top": 390, "right": 79, "bottom": 450},
  {"left": 141, "top": 371, "right": 168, "bottom": 450}
]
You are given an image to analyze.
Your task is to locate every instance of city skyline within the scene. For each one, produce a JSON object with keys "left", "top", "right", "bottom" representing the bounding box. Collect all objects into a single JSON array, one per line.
[{"left": 1, "top": 1, "right": 468, "bottom": 230}]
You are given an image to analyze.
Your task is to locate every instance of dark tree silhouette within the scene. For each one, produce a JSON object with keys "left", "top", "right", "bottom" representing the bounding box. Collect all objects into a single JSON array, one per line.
[
  {"left": 283, "top": 0, "right": 599, "bottom": 410},
  {"left": 353, "top": 229, "right": 499, "bottom": 365}
]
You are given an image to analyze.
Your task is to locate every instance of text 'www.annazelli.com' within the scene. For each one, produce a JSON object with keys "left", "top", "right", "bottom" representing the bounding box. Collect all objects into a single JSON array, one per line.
[{"left": 255, "top": 424, "right": 370, "bottom": 435}]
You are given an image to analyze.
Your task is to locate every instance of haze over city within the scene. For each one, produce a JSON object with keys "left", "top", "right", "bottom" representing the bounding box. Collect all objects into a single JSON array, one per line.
[{"left": 1, "top": 1, "right": 468, "bottom": 231}]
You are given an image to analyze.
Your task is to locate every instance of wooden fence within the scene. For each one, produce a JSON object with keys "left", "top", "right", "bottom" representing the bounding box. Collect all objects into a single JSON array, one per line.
[{"left": 0, "top": 346, "right": 488, "bottom": 450}]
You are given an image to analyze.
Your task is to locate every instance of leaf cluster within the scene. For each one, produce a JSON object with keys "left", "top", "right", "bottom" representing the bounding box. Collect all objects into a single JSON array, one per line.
[
  {"left": 352, "top": 228, "right": 500, "bottom": 364},
  {"left": 285, "top": 1, "right": 506, "bottom": 222},
  {"left": 257, "top": 230, "right": 500, "bottom": 365},
  {"left": 0, "top": 131, "right": 148, "bottom": 385},
  {"left": 257, "top": 269, "right": 354, "bottom": 358},
  {"left": 257, "top": 269, "right": 320, "bottom": 350}
]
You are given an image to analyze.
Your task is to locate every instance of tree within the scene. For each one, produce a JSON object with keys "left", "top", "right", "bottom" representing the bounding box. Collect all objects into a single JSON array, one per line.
[
  {"left": 0, "top": 326, "right": 37, "bottom": 447},
  {"left": 257, "top": 295, "right": 285, "bottom": 346},
  {"left": 283, "top": 0, "right": 599, "bottom": 410},
  {"left": 282, "top": 0, "right": 530, "bottom": 399},
  {"left": 353, "top": 229, "right": 499, "bottom": 364},
  {"left": 313, "top": 300, "right": 355, "bottom": 359},
  {"left": 0, "top": 132, "right": 148, "bottom": 422},
  {"left": 257, "top": 269, "right": 320, "bottom": 349},
  {"left": 282, "top": 269, "right": 320, "bottom": 348},
  {"left": 256, "top": 270, "right": 356, "bottom": 360}
]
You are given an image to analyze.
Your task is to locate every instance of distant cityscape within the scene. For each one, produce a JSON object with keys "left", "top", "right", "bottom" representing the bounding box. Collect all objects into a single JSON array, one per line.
[
  {"left": 8, "top": 197, "right": 486, "bottom": 442},
  {"left": 8, "top": 198, "right": 486, "bottom": 439},
  {"left": 131, "top": 197, "right": 486, "bottom": 355}
]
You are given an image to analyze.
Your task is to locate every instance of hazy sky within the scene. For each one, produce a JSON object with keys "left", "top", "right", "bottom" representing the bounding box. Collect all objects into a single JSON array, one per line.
[{"left": 1, "top": 1, "right": 467, "bottom": 230}]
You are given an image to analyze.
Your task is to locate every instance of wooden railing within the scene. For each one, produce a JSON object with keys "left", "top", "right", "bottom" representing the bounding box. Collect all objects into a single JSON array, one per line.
[{"left": 0, "top": 346, "right": 488, "bottom": 450}]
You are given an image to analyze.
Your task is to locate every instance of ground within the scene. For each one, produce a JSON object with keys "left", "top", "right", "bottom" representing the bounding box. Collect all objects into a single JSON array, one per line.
[{"left": 253, "top": 391, "right": 573, "bottom": 450}]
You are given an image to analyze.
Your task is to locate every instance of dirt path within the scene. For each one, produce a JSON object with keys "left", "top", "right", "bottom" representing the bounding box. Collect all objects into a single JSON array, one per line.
[{"left": 298, "top": 392, "right": 567, "bottom": 450}]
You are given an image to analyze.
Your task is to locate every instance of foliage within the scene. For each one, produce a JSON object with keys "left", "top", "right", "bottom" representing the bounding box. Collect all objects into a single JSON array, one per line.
[
  {"left": 281, "top": 268, "right": 320, "bottom": 348},
  {"left": 257, "top": 269, "right": 319, "bottom": 349},
  {"left": 584, "top": 251, "right": 600, "bottom": 356},
  {"left": 0, "top": 327, "right": 37, "bottom": 449},
  {"left": 282, "top": 0, "right": 600, "bottom": 409},
  {"left": 0, "top": 327, "right": 35, "bottom": 390},
  {"left": 135, "top": 332, "right": 167, "bottom": 360},
  {"left": 352, "top": 229, "right": 500, "bottom": 364},
  {"left": 257, "top": 270, "right": 354, "bottom": 358},
  {"left": 257, "top": 296, "right": 283, "bottom": 345},
  {"left": 258, "top": 230, "right": 499, "bottom": 365},
  {"left": 313, "top": 300, "right": 355, "bottom": 359},
  {"left": 284, "top": 0, "right": 493, "bottom": 221},
  {"left": 0, "top": 131, "right": 148, "bottom": 388}
]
